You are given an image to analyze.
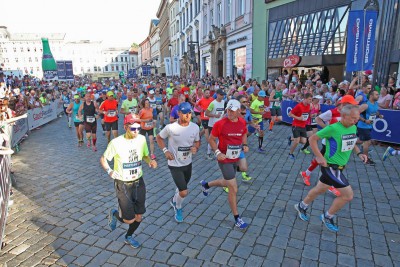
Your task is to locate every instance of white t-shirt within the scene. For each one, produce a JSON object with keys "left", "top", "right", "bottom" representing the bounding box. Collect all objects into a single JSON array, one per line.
[
  {"left": 159, "top": 121, "right": 200, "bottom": 167},
  {"left": 207, "top": 99, "right": 225, "bottom": 127},
  {"left": 318, "top": 110, "right": 342, "bottom": 145}
]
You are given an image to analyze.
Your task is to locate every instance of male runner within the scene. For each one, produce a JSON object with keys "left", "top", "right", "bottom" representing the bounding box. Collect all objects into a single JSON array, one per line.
[
  {"left": 205, "top": 89, "right": 226, "bottom": 158},
  {"left": 195, "top": 89, "right": 213, "bottom": 158},
  {"left": 96, "top": 91, "right": 107, "bottom": 135},
  {"left": 383, "top": 147, "right": 400, "bottom": 161},
  {"left": 250, "top": 90, "right": 267, "bottom": 153},
  {"left": 60, "top": 90, "right": 72, "bottom": 128},
  {"left": 200, "top": 99, "right": 249, "bottom": 230},
  {"left": 120, "top": 91, "right": 139, "bottom": 116},
  {"left": 78, "top": 93, "right": 99, "bottom": 151},
  {"left": 154, "top": 88, "right": 165, "bottom": 129},
  {"left": 101, "top": 114, "right": 157, "bottom": 248},
  {"left": 294, "top": 105, "right": 368, "bottom": 232},
  {"left": 99, "top": 91, "right": 119, "bottom": 143},
  {"left": 156, "top": 102, "right": 200, "bottom": 222}
]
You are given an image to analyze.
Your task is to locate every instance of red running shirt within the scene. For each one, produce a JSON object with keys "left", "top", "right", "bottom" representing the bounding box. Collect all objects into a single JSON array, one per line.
[
  {"left": 100, "top": 99, "right": 118, "bottom": 123},
  {"left": 291, "top": 102, "right": 311, "bottom": 128},
  {"left": 197, "top": 97, "right": 214, "bottom": 120}
]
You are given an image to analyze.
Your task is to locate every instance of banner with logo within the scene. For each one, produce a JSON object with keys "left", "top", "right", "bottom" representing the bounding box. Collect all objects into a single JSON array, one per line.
[
  {"left": 172, "top": 56, "right": 180, "bottom": 76},
  {"left": 65, "top": 61, "right": 74, "bottom": 80},
  {"left": 142, "top": 65, "right": 151, "bottom": 76},
  {"left": 164, "top": 57, "right": 172, "bottom": 77},
  {"left": 281, "top": 101, "right": 400, "bottom": 144},
  {"left": 362, "top": 10, "right": 378, "bottom": 71},
  {"left": 27, "top": 102, "right": 58, "bottom": 130},
  {"left": 11, "top": 117, "right": 29, "bottom": 148}
]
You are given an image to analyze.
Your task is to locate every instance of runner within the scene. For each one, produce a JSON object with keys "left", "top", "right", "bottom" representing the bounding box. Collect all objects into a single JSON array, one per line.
[
  {"left": 294, "top": 104, "right": 368, "bottom": 232},
  {"left": 96, "top": 91, "right": 107, "bottom": 135},
  {"left": 383, "top": 147, "right": 400, "bottom": 161},
  {"left": 268, "top": 84, "right": 283, "bottom": 132},
  {"left": 200, "top": 99, "right": 249, "bottom": 230},
  {"left": 101, "top": 114, "right": 157, "bottom": 248},
  {"left": 156, "top": 102, "right": 200, "bottom": 222},
  {"left": 205, "top": 89, "right": 226, "bottom": 158},
  {"left": 250, "top": 90, "right": 267, "bottom": 153},
  {"left": 195, "top": 89, "right": 214, "bottom": 159},
  {"left": 66, "top": 94, "right": 84, "bottom": 146},
  {"left": 169, "top": 94, "right": 186, "bottom": 123},
  {"left": 120, "top": 91, "right": 139, "bottom": 116},
  {"left": 78, "top": 93, "right": 99, "bottom": 152},
  {"left": 300, "top": 95, "right": 358, "bottom": 196},
  {"left": 154, "top": 88, "right": 165, "bottom": 130},
  {"left": 60, "top": 90, "right": 72, "bottom": 128},
  {"left": 190, "top": 86, "right": 204, "bottom": 129},
  {"left": 99, "top": 91, "right": 119, "bottom": 143},
  {"left": 300, "top": 95, "right": 321, "bottom": 154},
  {"left": 287, "top": 93, "right": 312, "bottom": 160},
  {"left": 139, "top": 99, "right": 156, "bottom": 159}
]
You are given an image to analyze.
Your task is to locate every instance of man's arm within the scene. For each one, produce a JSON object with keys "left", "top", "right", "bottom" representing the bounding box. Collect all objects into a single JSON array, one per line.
[{"left": 309, "top": 134, "right": 327, "bottom": 167}]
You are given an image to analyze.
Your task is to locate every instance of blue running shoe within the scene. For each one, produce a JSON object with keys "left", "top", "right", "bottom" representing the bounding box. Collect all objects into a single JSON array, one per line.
[
  {"left": 108, "top": 208, "right": 118, "bottom": 231},
  {"left": 294, "top": 203, "right": 309, "bottom": 221},
  {"left": 320, "top": 214, "right": 339, "bottom": 232},
  {"left": 175, "top": 208, "right": 183, "bottom": 223},
  {"left": 287, "top": 136, "right": 292, "bottom": 146},
  {"left": 235, "top": 217, "right": 248, "bottom": 230},
  {"left": 382, "top": 146, "right": 394, "bottom": 161},
  {"left": 289, "top": 154, "right": 295, "bottom": 160},
  {"left": 200, "top": 180, "right": 209, "bottom": 196},
  {"left": 258, "top": 148, "right": 266, "bottom": 153},
  {"left": 125, "top": 236, "right": 140, "bottom": 248}
]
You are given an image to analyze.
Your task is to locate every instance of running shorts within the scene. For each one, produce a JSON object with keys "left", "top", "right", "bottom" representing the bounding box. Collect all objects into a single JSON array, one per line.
[
  {"left": 201, "top": 120, "right": 209, "bottom": 130},
  {"left": 168, "top": 163, "right": 192, "bottom": 191},
  {"left": 292, "top": 126, "right": 307, "bottom": 138},
  {"left": 140, "top": 128, "right": 154, "bottom": 136},
  {"left": 271, "top": 108, "right": 282, "bottom": 116},
  {"left": 114, "top": 178, "right": 146, "bottom": 220},
  {"left": 218, "top": 162, "right": 238, "bottom": 180},
  {"left": 357, "top": 128, "right": 372, "bottom": 141},
  {"left": 84, "top": 122, "right": 97, "bottom": 133},
  {"left": 319, "top": 166, "right": 349, "bottom": 188},
  {"left": 105, "top": 120, "right": 118, "bottom": 131},
  {"left": 74, "top": 121, "right": 83, "bottom": 127}
]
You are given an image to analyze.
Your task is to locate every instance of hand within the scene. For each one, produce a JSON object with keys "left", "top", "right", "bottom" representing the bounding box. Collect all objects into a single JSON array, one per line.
[
  {"left": 149, "top": 160, "right": 157, "bottom": 168},
  {"left": 110, "top": 171, "right": 122, "bottom": 180},
  {"left": 215, "top": 113, "right": 221, "bottom": 118},
  {"left": 164, "top": 151, "right": 175, "bottom": 160},
  {"left": 243, "top": 146, "right": 249, "bottom": 153},
  {"left": 217, "top": 153, "right": 226, "bottom": 161},
  {"left": 316, "top": 156, "right": 327, "bottom": 167},
  {"left": 379, "top": 114, "right": 384, "bottom": 119},
  {"left": 359, "top": 154, "right": 368, "bottom": 163},
  {"left": 190, "top": 146, "right": 198, "bottom": 155},
  {"left": 365, "top": 120, "right": 372, "bottom": 124}
]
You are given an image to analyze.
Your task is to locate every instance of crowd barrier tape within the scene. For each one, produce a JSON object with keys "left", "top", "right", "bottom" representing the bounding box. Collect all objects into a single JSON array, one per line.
[{"left": 281, "top": 100, "right": 400, "bottom": 145}]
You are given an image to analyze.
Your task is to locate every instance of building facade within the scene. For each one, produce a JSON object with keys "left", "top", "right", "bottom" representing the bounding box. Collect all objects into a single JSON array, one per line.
[
  {"left": 169, "top": 0, "right": 180, "bottom": 59},
  {"left": 149, "top": 19, "right": 161, "bottom": 75},
  {"left": 63, "top": 40, "right": 103, "bottom": 75},
  {"left": 157, "top": 0, "right": 171, "bottom": 76},
  {"left": 139, "top": 37, "right": 151, "bottom": 76}
]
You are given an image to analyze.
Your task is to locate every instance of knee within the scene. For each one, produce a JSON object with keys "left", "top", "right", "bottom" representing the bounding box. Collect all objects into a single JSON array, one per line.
[
  {"left": 179, "top": 190, "right": 188, "bottom": 198},
  {"left": 341, "top": 192, "right": 353, "bottom": 202},
  {"left": 125, "top": 218, "right": 136, "bottom": 224},
  {"left": 239, "top": 165, "right": 247, "bottom": 172},
  {"left": 135, "top": 214, "right": 142, "bottom": 222},
  {"left": 227, "top": 183, "right": 238, "bottom": 194}
]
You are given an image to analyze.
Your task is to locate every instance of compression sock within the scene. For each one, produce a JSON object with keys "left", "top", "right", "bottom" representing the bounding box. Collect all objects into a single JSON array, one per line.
[
  {"left": 126, "top": 221, "right": 141, "bottom": 238},
  {"left": 92, "top": 138, "right": 97, "bottom": 146},
  {"left": 302, "top": 138, "right": 310, "bottom": 150},
  {"left": 269, "top": 120, "right": 275, "bottom": 130},
  {"left": 113, "top": 210, "right": 124, "bottom": 223}
]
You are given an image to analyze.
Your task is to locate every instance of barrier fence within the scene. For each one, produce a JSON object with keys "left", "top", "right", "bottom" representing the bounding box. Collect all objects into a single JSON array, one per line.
[
  {"left": 0, "top": 101, "right": 64, "bottom": 250},
  {"left": 281, "top": 100, "right": 400, "bottom": 145}
]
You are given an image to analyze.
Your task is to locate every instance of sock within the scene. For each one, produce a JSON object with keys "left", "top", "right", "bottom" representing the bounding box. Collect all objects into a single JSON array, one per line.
[
  {"left": 126, "top": 221, "right": 141, "bottom": 238},
  {"left": 269, "top": 120, "right": 275, "bottom": 130},
  {"left": 392, "top": 150, "right": 399, "bottom": 156},
  {"left": 302, "top": 138, "right": 310, "bottom": 150},
  {"left": 92, "top": 138, "right": 97, "bottom": 146},
  {"left": 234, "top": 214, "right": 239, "bottom": 221},
  {"left": 68, "top": 117, "right": 72, "bottom": 125},
  {"left": 307, "top": 159, "right": 319, "bottom": 172},
  {"left": 176, "top": 193, "right": 184, "bottom": 209},
  {"left": 207, "top": 144, "right": 212, "bottom": 154},
  {"left": 173, "top": 188, "right": 179, "bottom": 203},
  {"left": 299, "top": 201, "right": 308, "bottom": 210},
  {"left": 204, "top": 182, "right": 210, "bottom": 189},
  {"left": 101, "top": 123, "right": 105, "bottom": 131},
  {"left": 258, "top": 137, "right": 263, "bottom": 148},
  {"left": 87, "top": 136, "right": 91, "bottom": 142},
  {"left": 325, "top": 211, "right": 334, "bottom": 219},
  {"left": 113, "top": 210, "right": 124, "bottom": 223},
  {"left": 305, "top": 169, "right": 311, "bottom": 176}
]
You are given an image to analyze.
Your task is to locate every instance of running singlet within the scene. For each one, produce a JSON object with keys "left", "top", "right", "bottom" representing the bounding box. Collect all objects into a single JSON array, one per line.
[
  {"left": 207, "top": 99, "right": 225, "bottom": 127},
  {"left": 272, "top": 91, "right": 283, "bottom": 108},
  {"left": 83, "top": 101, "right": 96, "bottom": 124},
  {"left": 211, "top": 117, "right": 247, "bottom": 163},
  {"left": 62, "top": 95, "right": 70, "bottom": 108},
  {"left": 317, "top": 122, "right": 357, "bottom": 166},
  {"left": 291, "top": 102, "right": 311, "bottom": 128},
  {"left": 155, "top": 96, "right": 163, "bottom": 111},
  {"left": 158, "top": 121, "right": 200, "bottom": 167},
  {"left": 197, "top": 97, "right": 214, "bottom": 121},
  {"left": 309, "top": 103, "right": 320, "bottom": 125},
  {"left": 103, "top": 135, "right": 149, "bottom": 182},
  {"left": 121, "top": 99, "right": 138, "bottom": 114},
  {"left": 139, "top": 108, "right": 154, "bottom": 130},
  {"left": 72, "top": 102, "right": 83, "bottom": 123},
  {"left": 250, "top": 99, "right": 264, "bottom": 122},
  {"left": 101, "top": 99, "right": 118, "bottom": 123},
  {"left": 357, "top": 101, "right": 379, "bottom": 129}
]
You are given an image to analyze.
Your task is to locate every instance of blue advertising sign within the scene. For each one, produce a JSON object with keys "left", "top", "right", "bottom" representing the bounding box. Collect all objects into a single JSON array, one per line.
[
  {"left": 56, "top": 61, "right": 66, "bottom": 80},
  {"left": 142, "top": 65, "right": 151, "bottom": 76},
  {"left": 362, "top": 10, "right": 378, "bottom": 71},
  {"left": 281, "top": 101, "right": 400, "bottom": 144},
  {"left": 65, "top": 61, "right": 74, "bottom": 80},
  {"left": 346, "top": 10, "right": 365, "bottom": 72},
  {"left": 127, "top": 69, "right": 137, "bottom": 78}
]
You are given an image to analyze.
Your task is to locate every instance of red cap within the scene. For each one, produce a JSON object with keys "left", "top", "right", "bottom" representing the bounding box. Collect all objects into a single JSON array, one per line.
[
  {"left": 365, "top": 70, "right": 373, "bottom": 75},
  {"left": 338, "top": 95, "right": 358, "bottom": 105},
  {"left": 123, "top": 114, "right": 141, "bottom": 125}
]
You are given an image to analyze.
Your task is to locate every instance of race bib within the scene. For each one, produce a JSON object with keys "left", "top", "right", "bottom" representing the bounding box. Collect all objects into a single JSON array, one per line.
[
  {"left": 302, "top": 113, "right": 309, "bottom": 121},
  {"left": 129, "top": 107, "right": 137, "bottom": 114},
  {"left": 368, "top": 113, "right": 376, "bottom": 121},
  {"left": 86, "top": 116, "right": 95, "bottom": 123},
  {"left": 63, "top": 103, "right": 69, "bottom": 108},
  {"left": 145, "top": 121, "right": 153, "bottom": 128},
  {"left": 341, "top": 134, "right": 357, "bottom": 152},
  {"left": 122, "top": 162, "right": 142, "bottom": 181},
  {"left": 274, "top": 101, "right": 281, "bottom": 107},
  {"left": 108, "top": 110, "right": 116, "bottom": 117},
  {"left": 311, "top": 117, "right": 317, "bottom": 125},
  {"left": 156, "top": 105, "right": 162, "bottom": 110},
  {"left": 216, "top": 108, "right": 224, "bottom": 116},
  {"left": 177, "top": 147, "right": 192, "bottom": 161},
  {"left": 226, "top": 145, "right": 242, "bottom": 159},
  {"left": 150, "top": 103, "right": 157, "bottom": 109}
]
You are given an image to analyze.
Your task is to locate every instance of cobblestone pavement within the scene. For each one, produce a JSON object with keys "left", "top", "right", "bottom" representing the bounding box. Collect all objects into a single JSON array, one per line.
[{"left": 1, "top": 115, "right": 399, "bottom": 267}]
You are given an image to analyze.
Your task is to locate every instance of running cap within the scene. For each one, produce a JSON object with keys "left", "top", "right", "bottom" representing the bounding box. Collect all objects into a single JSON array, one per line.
[
  {"left": 338, "top": 95, "right": 358, "bottom": 105},
  {"left": 258, "top": 91, "right": 266, "bottom": 97},
  {"left": 216, "top": 89, "right": 226, "bottom": 95},
  {"left": 149, "top": 89, "right": 155, "bottom": 94},
  {"left": 124, "top": 114, "right": 141, "bottom": 125},
  {"left": 178, "top": 102, "right": 192, "bottom": 114},
  {"left": 313, "top": 95, "right": 323, "bottom": 99},
  {"left": 74, "top": 94, "right": 80, "bottom": 99},
  {"left": 107, "top": 91, "right": 114, "bottom": 97},
  {"left": 225, "top": 99, "right": 241, "bottom": 111}
]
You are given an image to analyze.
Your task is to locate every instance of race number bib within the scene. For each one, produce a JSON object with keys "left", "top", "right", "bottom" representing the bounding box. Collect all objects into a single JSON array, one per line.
[
  {"left": 122, "top": 162, "right": 142, "bottom": 181},
  {"left": 226, "top": 145, "right": 242, "bottom": 159},
  {"left": 177, "top": 147, "right": 191, "bottom": 161},
  {"left": 216, "top": 108, "right": 224, "bottom": 116},
  {"left": 107, "top": 110, "right": 116, "bottom": 117},
  {"left": 129, "top": 107, "right": 137, "bottom": 114},
  {"left": 150, "top": 103, "right": 157, "bottom": 109},
  {"left": 86, "top": 116, "right": 95, "bottom": 123},
  {"left": 302, "top": 113, "right": 309, "bottom": 121},
  {"left": 145, "top": 121, "right": 153, "bottom": 128},
  {"left": 274, "top": 101, "right": 281, "bottom": 107},
  {"left": 156, "top": 105, "right": 162, "bottom": 110},
  {"left": 341, "top": 134, "right": 357, "bottom": 152},
  {"left": 368, "top": 113, "right": 376, "bottom": 121},
  {"left": 64, "top": 103, "right": 69, "bottom": 108},
  {"left": 311, "top": 117, "right": 317, "bottom": 125}
]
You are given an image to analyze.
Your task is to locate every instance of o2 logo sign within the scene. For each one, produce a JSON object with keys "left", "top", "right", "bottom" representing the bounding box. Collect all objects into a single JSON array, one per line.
[
  {"left": 286, "top": 107, "right": 292, "bottom": 118},
  {"left": 373, "top": 118, "right": 391, "bottom": 138}
]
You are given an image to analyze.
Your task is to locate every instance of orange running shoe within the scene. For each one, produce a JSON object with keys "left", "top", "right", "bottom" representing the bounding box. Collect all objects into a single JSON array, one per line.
[{"left": 300, "top": 171, "right": 311, "bottom": 186}]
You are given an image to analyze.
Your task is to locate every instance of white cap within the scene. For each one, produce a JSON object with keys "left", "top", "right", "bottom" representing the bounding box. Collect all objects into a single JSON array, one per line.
[
  {"left": 149, "top": 89, "right": 155, "bottom": 94},
  {"left": 225, "top": 99, "right": 241, "bottom": 111}
]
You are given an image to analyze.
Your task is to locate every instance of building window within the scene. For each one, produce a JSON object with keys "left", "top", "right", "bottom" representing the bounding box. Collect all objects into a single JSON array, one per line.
[
  {"left": 132, "top": 63, "right": 135, "bottom": 68},
  {"left": 13, "top": 48, "right": 16, "bottom": 52},
  {"left": 116, "top": 66, "right": 119, "bottom": 71},
  {"left": 195, "top": 0, "right": 198, "bottom": 15},
  {"left": 111, "top": 66, "right": 115, "bottom": 71},
  {"left": 190, "top": 3, "right": 193, "bottom": 21},
  {"left": 210, "top": 10, "right": 214, "bottom": 26},
  {"left": 115, "top": 57, "right": 118, "bottom": 62},
  {"left": 15, "top": 58, "right": 18, "bottom": 63},
  {"left": 35, "top": 57, "right": 38, "bottom": 62},
  {"left": 203, "top": 15, "right": 207, "bottom": 36},
  {"left": 105, "top": 66, "right": 109, "bottom": 71},
  {"left": 94, "top": 66, "right": 97, "bottom": 72},
  {"left": 20, "top": 47, "right": 24, "bottom": 52},
  {"left": 232, "top": 47, "right": 246, "bottom": 77},
  {"left": 227, "top": 0, "right": 232, "bottom": 22},
  {"left": 121, "top": 65, "right": 125, "bottom": 71},
  {"left": 217, "top": 3, "right": 222, "bottom": 26},
  {"left": 182, "top": 12, "right": 185, "bottom": 27},
  {"left": 125, "top": 57, "right": 128, "bottom": 62},
  {"left": 28, "top": 57, "right": 32, "bottom": 62},
  {"left": 238, "top": 0, "right": 245, "bottom": 16},
  {"left": 36, "top": 67, "right": 40, "bottom": 71},
  {"left": 186, "top": 8, "right": 189, "bottom": 25}
]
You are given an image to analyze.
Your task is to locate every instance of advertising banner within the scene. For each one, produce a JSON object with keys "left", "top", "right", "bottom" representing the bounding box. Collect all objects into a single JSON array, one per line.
[
  {"left": 172, "top": 56, "right": 180, "bottom": 76},
  {"left": 11, "top": 117, "right": 28, "bottom": 148},
  {"left": 362, "top": 10, "right": 378, "bottom": 71},
  {"left": 0, "top": 154, "right": 11, "bottom": 251},
  {"left": 57, "top": 61, "right": 67, "bottom": 80},
  {"left": 65, "top": 61, "right": 74, "bottom": 80},
  {"left": 164, "top": 57, "right": 172, "bottom": 77},
  {"left": 346, "top": 10, "right": 364, "bottom": 72},
  {"left": 127, "top": 69, "right": 137, "bottom": 79},
  {"left": 27, "top": 102, "right": 58, "bottom": 130}
]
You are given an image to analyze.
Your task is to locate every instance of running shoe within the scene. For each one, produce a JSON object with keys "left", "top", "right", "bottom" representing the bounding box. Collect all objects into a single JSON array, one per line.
[
  {"left": 328, "top": 186, "right": 341, "bottom": 197},
  {"left": 294, "top": 203, "right": 309, "bottom": 221},
  {"left": 108, "top": 208, "right": 118, "bottom": 231},
  {"left": 301, "top": 148, "right": 311, "bottom": 154},
  {"left": 289, "top": 154, "right": 295, "bottom": 160},
  {"left": 151, "top": 154, "right": 156, "bottom": 160},
  {"left": 320, "top": 214, "right": 339, "bottom": 232},
  {"left": 234, "top": 217, "right": 248, "bottom": 230},
  {"left": 87, "top": 142, "right": 91, "bottom": 148},
  {"left": 269, "top": 129, "right": 273, "bottom": 133},
  {"left": 175, "top": 208, "right": 183, "bottom": 223},
  {"left": 241, "top": 172, "right": 252, "bottom": 182},
  {"left": 206, "top": 154, "right": 213, "bottom": 160},
  {"left": 257, "top": 148, "right": 266, "bottom": 153},
  {"left": 200, "top": 180, "right": 209, "bottom": 196},
  {"left": 382, "top": 146, "right": 394, "bottom": 161},
  {"left": 102, "top": 131, "right": 105, "bottom": 136},
  {"left": 300, "top": 171, "right": 311, "bottom": 186},
  {"left": 125, "top": 236, "right": 140, "bottom": 248},
  {"left": 68, "top": 124, "right": 72, "bottom": 128},
  {"left": 366, "top": 158, "right": 375, "bottom": 166},
  {"left": 223, "top": 187, "right": 229, "bottom": 193},
  {"left": 170, "top": 198, "right": 177, "bottom": 212},
  {"left": 92, "top": 146, "right": 97, "bottom": 152},
  {"left": 255, "top": 132, "right": 259, "bottom": 137},
  {"left": 287, "top": 136, "right": 292, "bottom": 146}
]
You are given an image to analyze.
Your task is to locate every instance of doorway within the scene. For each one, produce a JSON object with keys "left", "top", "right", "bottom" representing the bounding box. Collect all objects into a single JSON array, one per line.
[{"left": 217, "top": 48, "right": 224, "bottom": 77}]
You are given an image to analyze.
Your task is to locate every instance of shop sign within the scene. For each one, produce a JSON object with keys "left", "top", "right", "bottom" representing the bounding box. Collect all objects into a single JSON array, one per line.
[
  {"left": 228, "top": 36, "right": 248, "bottom": 46},
  {"left": 201, "top": 49, "right": 211, "bottom": 55},
  {"left": 283, "top": 55, "right": 301, "bottom": 68}
]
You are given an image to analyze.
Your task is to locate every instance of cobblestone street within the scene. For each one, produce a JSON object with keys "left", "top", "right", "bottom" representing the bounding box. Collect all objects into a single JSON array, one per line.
[{"left": 1, "top": 116, "right": 399, "bottom": 267}]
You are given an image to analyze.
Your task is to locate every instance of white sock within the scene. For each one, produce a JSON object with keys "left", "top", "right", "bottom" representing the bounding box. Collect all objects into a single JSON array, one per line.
[
  {"left": 68, "top": 117, "right": 71, "bottom": 124},
  {"left": 325, "top": 211, "right": 334, "bottom": 219},
  {"left": 392, "top": 150, "right": 398, "bottom": 156},
  {"left": 173, "top": 188, "right": 179, "bottom": 203},
  {"left": 305, "top": 170, "right": 311, "bottom": 176},
  {"left": 176, "top": 193, "right": 184, "bottom": 209},
  {"left": 207, "top": 144, "right": 211, "bottom": 154}
]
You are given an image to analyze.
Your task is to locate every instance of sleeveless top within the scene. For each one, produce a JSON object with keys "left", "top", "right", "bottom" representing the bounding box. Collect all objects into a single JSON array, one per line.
[
  {"left": 309, "top": 103, "right": 320, "bottom": 125},
  {"left": 72, "top": 101, "right": 83, "bottom": 123},
  {"left": 83, "top": 101, "right": 96, "bottom": 124}
]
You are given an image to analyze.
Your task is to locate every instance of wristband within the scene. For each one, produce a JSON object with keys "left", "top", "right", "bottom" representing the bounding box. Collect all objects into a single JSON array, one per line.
[
  {"left": 357, "top": 152, "right": 363, "bottom": 156},
  {"left": 162, "top": 147, "right": 168, "bottom": 153},
  {"left": 214, "top": 149, "right": 221, "bottom": 157},
  {"left": 107, "top": 168, "right": 112, "bottom": 175}
]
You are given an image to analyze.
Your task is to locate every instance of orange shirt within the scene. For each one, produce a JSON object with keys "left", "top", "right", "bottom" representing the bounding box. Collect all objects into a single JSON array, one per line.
[
  {"left": 197, "top": 97, "right": 214, "bottom": 120},
  {"left": 139, "top": 108, "right": 154, "bottom": 130},
  {"left": 100, "top": 99, "right": 118, "bottom": 123}
]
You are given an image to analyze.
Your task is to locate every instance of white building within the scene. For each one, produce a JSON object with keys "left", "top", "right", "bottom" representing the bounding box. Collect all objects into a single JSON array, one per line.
[
  {"left": 101, "top": 48, "right": 130, "bottom": 73},
  {"left": 169, "top": 0, "right": 180, "bottom": 58},
  {"left": 63, "top": 40, "right": 103, "bottom": 75},
  {"left": 200, "top": 0, "right": 253, "bottom": 79},
  {"left": 149, "top": 19, "right": 161, "bottom": 75}
]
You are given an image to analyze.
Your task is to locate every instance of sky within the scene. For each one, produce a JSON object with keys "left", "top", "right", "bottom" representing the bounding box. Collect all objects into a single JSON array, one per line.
[{"left": 0, "top": 0, "right": 161, "bottom": 47}]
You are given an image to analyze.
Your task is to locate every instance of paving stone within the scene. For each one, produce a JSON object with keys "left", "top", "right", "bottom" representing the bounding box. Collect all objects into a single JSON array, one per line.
[{"left": 212, "top": 250, "right": 231, "bottom": 265}]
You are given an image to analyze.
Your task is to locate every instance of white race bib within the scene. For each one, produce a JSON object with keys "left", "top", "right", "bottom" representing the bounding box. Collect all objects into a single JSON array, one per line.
[
  {"left": 145, "top": 121, "right": 153, "bottom": 128},
  {"left": 226, "top": 145, "right": 242, "bottom": 159},
  {"left": 86, "top": 116, "right": 95, "bottom": 123},
  {"left": 129, "top": 107, "right": 137, "bottom": 113},
  {"left": 150, "top": 103, "right": 157, "bottom": 109},
  {"left": 341, "top": 134, "right": 357, "bottom": 152},
  {"left": 216, "top": 108, "right": 224, "bottom": 116},
  {"left": 302, "top": 113, "right": 309, "bottom": 121},
  {"left": 122, "top": 162, "right": 142, "bottom": 181},
  {"left": 368, "top": 113, "right": 376, "bottom": 121},
  {"left": 177, "top": 147, "right": 192, "bottom": 161},
  {"left": 108, "top": 110, "right": 116, "bottom": 117},
  {"left": 64, "top": 103, "right": 69, "bottom": 108},
  {"left": 274, "top": 101, "right": 281, "bottom": 107}
]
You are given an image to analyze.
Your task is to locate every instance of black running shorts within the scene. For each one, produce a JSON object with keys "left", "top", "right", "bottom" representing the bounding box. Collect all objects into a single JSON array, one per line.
[
  {"left": 105, "top": 120, "right": 118, "bottom": 131},
  {"left": 168, "top": 163, "right": 192, "bottom": 191},
  {"left": 114, "top": 178, "right": 146, "bottom": 220},
  {"left": 319, "top": 166, "right": 350, "bottom": 188}
]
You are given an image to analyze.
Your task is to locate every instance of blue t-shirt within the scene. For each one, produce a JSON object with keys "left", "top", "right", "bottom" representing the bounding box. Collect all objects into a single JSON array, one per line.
[
  {"left": 357, "top": 101, "right": 379, "bottom": 129},
  {"left": 170, "top": 105, "right": 179, "bottom": 120},
  {"left": 356, "top": 91, "right": 368, "bottom": 105}
]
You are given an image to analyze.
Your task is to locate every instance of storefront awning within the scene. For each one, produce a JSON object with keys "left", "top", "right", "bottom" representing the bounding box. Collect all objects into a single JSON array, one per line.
[{"left": 268, "top": 54, "right": 346, "bottom": 68}]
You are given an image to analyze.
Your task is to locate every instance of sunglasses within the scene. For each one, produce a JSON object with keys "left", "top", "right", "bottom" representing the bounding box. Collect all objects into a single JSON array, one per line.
[
  {"left": 241, "top": 112, "right": 247, "bottom": 115},
  {"left": 130, "top": 127, "right": 141, "bottom": 132},
  {"left": 241, "top": 101, "right": 249, "bottom": 103}
]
